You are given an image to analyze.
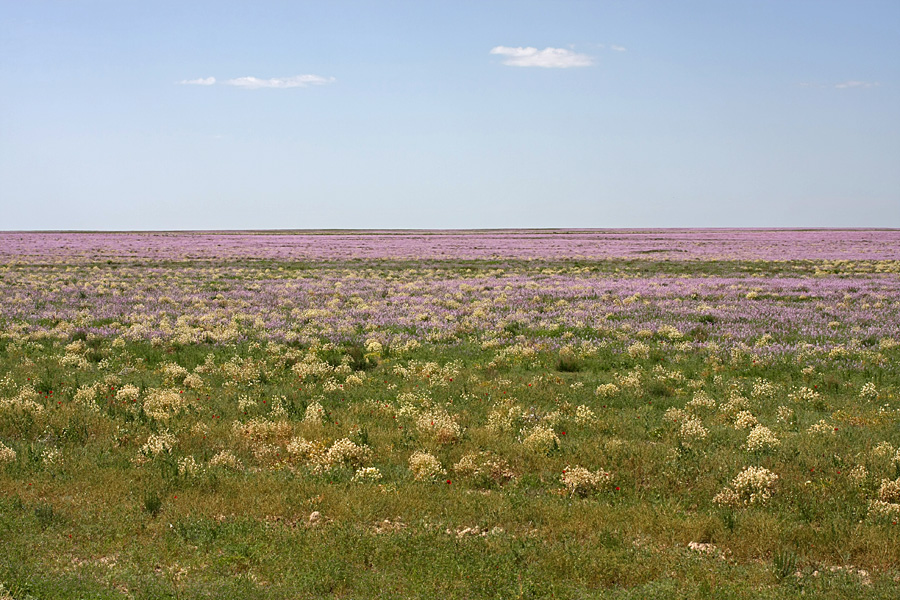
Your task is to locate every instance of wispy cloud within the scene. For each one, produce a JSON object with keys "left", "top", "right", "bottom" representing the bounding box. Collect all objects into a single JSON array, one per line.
[
  {"left": 610, "top": 45, "right": 627, "bottom": 52},
  {"left": 179, "top": 77, "right": 216, "bottom": 86},
  {"left": 490, "top": 46, "right": 594, "bottom": 68},
  {"left": 223, "top": 75, "right": 336, "bottom": 89},
  {"left": 834, "top": 80, "right": 879, "bottom": 89}
]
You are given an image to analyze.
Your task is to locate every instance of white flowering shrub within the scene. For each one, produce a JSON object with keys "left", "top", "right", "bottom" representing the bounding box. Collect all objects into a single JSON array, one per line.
[
  {"left": 303, "top": 402, "right": 326, "bottom": 426},
  {"left": 663, "top": 407, "right": 687, "bottom": 424},
  {"left": 561, "top": 465, "right": 611, "bottom": 497},
  {"left": 678, "top": 417, "right": 708, "bottom": 448},
  {"left": 286, "top": 436, "right": 326, "bottom": 464},
  {"left": 115, "top": 384, "right": 140, "bottom": 403},
  {"left": 416, "top": 407, "right": 461, "bottom": 444},
  {"left": 733, "top": 411, "right": 758, "bottom": 430},
  {"left": 485, "top": 403, "right": 524, "bottom": 433},
  {"left": 0, "top": 387, "right": 44, "bottom": 415},
  {"left": 209, "top": 450, "right": 243, "bottom": 471},
  {"left": 140, "top": 432, "right": 176, "bottom": 457},
  {"left": 177, "top": 456, "right": 204, "bottom": 477},
  {"left": 143, "top": 388, "right": 187, "bottom": 422},
  {"left": 233, "top": 419, "right": 292, "bottom": 443},
  {"left": 409, "top": 451, "right": 445, "bottom": 481},
  {"left": 871, "top": 441, "right": 894, "bottom": 459},
  {"left": 595, "top": 383, "right": 620, "bottom": 398},
  {"left": 183, "top": 373, "right": 204, "bottom": 390},
  {"left": 364, "top": 338, "right": 383, "bottom": 356},
  {"left": 520, "top": 425, "right": 559, "bottom": 454},
  {"left": 574, "top": 405, "right": 597, "bottom": 426},
  {"left": 714, "top": 466, "right": 778, "bottom": 507},
  {"left": 0, "top": 441, "right": 16, "bottom": 463},
  {"left": 627, "top": 342, "right": 650, "bottom": 360},
  {"left": 750, "top": 379, "right": 777, "bottom": 399},
  {"left": 657, "top": 325, "right": 683, "bottom": 340},
  {"left": 848, "top": 464, "right": 868, "bottom": 483},
  {"left": 352, "top": 466, "right": 383, "bottom": 482},
  {"left": 868, "top": 500, "right": 900, "bottom": 520},
  {"left": 807, "top": 420, "right": 836, "bottom": 435},
  {"left": 790, "top": 386, "right": 820, "bottom": 403},
  {"left": 686, "top": 391, "right": 716, "bottom": 410},
  {"left": 73, "top": 383, "right": 101, "bottom": 411},
  {"left": 877, "top": 477, "right": 900, "bottom": 503},
  {"left": 860, "top": 382, "right": 878, "bottom": 400},
  {"left": 324, "top": 438, "right": 372, "bottom": 468},
  {"left": 453, "top": 451, "right": 515, "bottom": 487},
  {"left": 775, "top": 406, "right": 794, "bottom": 423},
  {"left": 743, "top": 425, "right": 780, "bottom": 453},
  {"left": 161, "top": 362, "right": 189, "bottom": 383}
]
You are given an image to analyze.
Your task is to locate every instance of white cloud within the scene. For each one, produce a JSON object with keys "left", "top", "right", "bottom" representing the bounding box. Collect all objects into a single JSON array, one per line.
[
  {"left": 490, "top": 46, "right": 594, "bottom": 68},
  {"left": 179, "top": 77, "right": 216, "bottom": 86},
  {"left": 610, "top": 45, "right": 627, "bottom": 52},
  {"left": 223, "top": 75, "right": 336, "bottom": 89},
  {"left": 834, "top": 80, "right": 879, "bottom": 89}
]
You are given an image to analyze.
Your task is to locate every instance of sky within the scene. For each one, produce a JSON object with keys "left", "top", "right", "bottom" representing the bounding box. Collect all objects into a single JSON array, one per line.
[{"left": 1, "top": 0, "right": 898, "bottom": 230}]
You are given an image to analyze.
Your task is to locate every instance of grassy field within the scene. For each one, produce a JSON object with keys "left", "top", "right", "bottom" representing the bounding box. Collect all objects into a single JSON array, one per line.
[{"left": 1, "top": 231, "right": 899, "bottom": 598}]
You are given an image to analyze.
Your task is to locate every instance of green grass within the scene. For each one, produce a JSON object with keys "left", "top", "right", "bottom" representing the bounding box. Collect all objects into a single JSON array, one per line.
[{"left": 0, "top": 263, "right": 899, "bottom": 597}]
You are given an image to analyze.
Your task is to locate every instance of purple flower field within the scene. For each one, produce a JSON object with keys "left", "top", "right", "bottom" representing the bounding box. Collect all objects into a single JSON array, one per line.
[
  {"left": 3, "top": 228, "right": 900, "bottom": 263},
  {"left": 2, "top": 230, "right": 898, "bottom": 360}
]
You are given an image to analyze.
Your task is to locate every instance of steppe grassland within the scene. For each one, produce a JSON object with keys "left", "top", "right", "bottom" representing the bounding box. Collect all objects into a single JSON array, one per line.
[{"left": 1, "top": 230, "right": 900, "bottom": 599}]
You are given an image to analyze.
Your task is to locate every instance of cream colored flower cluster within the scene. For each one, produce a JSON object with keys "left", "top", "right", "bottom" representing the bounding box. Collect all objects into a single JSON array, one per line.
[
  {"left": 233, "top": 418, "right": 293, "bottom": 443},
  {"left": 409, "top": 451, "right": 445, "bottom": 481},
  {"left": 453, "top": 451, "right": 515, "bottom": 486},
  {"left": 678, "top": 417, "right": 708, "bottom": 448},
  {"left": 627, "top": 342, "right": 650, "bottom": 359},
  {"left": 116, "top": 384, "right": 140, "bottom": 403},
  {"left": 209, "top": 450, "right": 243, "bottom": 471},
  {"left": 663, "top": 407, "right": 686, "bottom": 424},
  {"left": 303, "top": 401, "right": 326, "bottom": 426},
  {"left": 561, "top": 465, "right": 611, "bottom": 497},
  {"left": 714, "top": 466, "right": 778, "bottom": 507},
  {"left": 615, "top": 367, "right": 643, "bottom": 391},
  {"left": 291, "top": 353, "right": 334, "bottom": 381},
  {"left": 733, "top": 411, "right": 758, "bottom": 430},
  {"left": 352, "top": 466, "right": 383, "bottom": 482},
  {"left": 868, "top": 477, "right": 900, "bottom": 520},
  {"left": 686, "top": 391, "right": 716, "bottom": 410},
  {"left": 160, "top": 362, "right": 189, "bottom": 382},
  {"left": 790, "top": 386, "right": 820, "bottom": 403},
  {"left": 657, "top": 325, "right": 683, "bottom": 340},
  {"left": 177, "top": 456, "right": 204, "bottom": 477},
  {"left": 520, "top": 425, "right": 559, "bottom": 454},
  {"left": 0, "top": 386, "right": 45, "bottom": 415},
  {"left": 574, "top": 405, "right": 597, "bottom": 425},
  {"left": 775, "top": 406, "right": 793, "bottom": 423},
  {"left": 0, "top": 441, "right": 16, "bottom": 463},
  {"left": 750, "top": 378, "right": 777, "bottom": 399},
  {"left": 743, "top": 425, "right": 780, "bottom": 452},
  {"left": 416, "top": 407, "right": 462, "bottom": 444},
  {"left": 485, "top": 402, "right": 524, "bottom": 433},
  {"left": 143, "top": 388, "right": 187, "bottom": 422},
  {"left": 594, "top": 383, "right": 619, "bottom": 398},
  {"left": 324, "top": 438, "right": 373, "bottom": 467},
  {"left": 286, "top": 436, "right": 372, "bottom": 473},
  {"left": 74, "top": 383, "right": 102, "bottom": 411},
  {"left": 859, "top": 382, "right": 878, "bottom": 400},
  {"left": 140, "top": 432, "right": 176, "bottom": 457},
  {"left": 807, "top": 420, "right": 836, "bottom": 435}
]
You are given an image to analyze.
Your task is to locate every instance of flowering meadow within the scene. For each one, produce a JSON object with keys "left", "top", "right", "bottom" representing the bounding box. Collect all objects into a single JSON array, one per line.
[{"left": 1, "top": 229, "right": 899, "bottom": 599}]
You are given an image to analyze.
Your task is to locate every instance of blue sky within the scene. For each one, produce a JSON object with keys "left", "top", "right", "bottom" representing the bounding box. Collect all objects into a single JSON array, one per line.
[{"left": 1, "top": 1, "right": 898, "bottom": 230}]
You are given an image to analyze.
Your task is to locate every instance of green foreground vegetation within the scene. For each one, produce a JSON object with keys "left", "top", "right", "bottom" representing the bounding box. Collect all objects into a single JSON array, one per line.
[{"left": 1, "top": 257, "right": 899, "bottom": 598}]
